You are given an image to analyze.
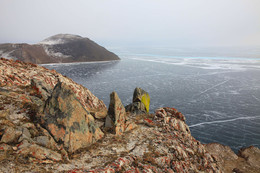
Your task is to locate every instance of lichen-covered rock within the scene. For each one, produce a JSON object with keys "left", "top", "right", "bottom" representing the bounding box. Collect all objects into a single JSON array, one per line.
[
  {"left": 30, "top": 78, "right": 53, "bottom": 100},
  {"left": 90, "top": 109, "right": 107, "bottom": 119},
  {"left": 65, "top": 107, "right": 223, "bottom": 173},
  {"left": 43, "top": 81, "right": 104, "bottom": 153},
  {"left": 18, "top": 144, "right": 62, "bottom": 162},
  {"left": 105, "top": 92, "right": 126, "bottom": 135},
  {"left": 0, "top": 58, "right": 107, "bottom": 113},
  {"left": 126, "top": 87, "right": 150, "bottom": 115},
  {"left": 125, "top": 102, "right": 147, "bottom": 115},
  {"left": 0, "top": 58, "right": 107, "bottom": 161},
  {"left": 0, "top": 126, "right": 22, "bottom": 144},
  {"left": 133, "top": 87, "right": 150, "bottom": 112}
]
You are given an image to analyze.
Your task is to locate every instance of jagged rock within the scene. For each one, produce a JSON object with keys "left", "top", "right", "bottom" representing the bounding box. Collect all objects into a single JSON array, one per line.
[
  {"left": 18, "top": 127, "right": 32, "bottom": 143},
  {"left": 30, "top": 78, "right": 52, "bottom": 100},
  {"left": 125, "top": 102, "right": 147, "bottom": 115},
  {"left": 43, "top": 81, "right": 104, "bottom": 153},
  {"left": 205, "top": 143, "right": 260, "bottom": 173},
  {"left": 105, "top": 92, "right": 126, "bottom": 135},
  {"left": 18, "top": 144, "right": 62, "bottom": 162},
  {"left": 22, "top": 123, "right": 39, "bottom": 137},
  {"left": 155, "top": 107, "right": 190, "bottom": 134},
  {"left": 0, "top": 58, "right": 107, "bottom": 161},
  {"left": 90, "top": 109, "right": 107, "bottom": 119},
  {"left": 34, "top": 136, "right": 56, "bottom": 150},
  {"left": 205, "top": 143, "right": 238, "bottom": 162},
  {"left": 133, "top": 87, "right": 150, "bottom": 112},
  {"left": 125, "top": 87, "right": 150, "bottom": 115},
  {"left": 1, "top": 126, "right": 22, "bottom": 144},
  {"left": 34, "top": 124, "right": 68, "bottom": 160},
  {"left": 0, "top": 58, "right": 107, "bottom": 114},
  {"left": 238, "top": 146, "right": 260, "bottom": 168},
  {"left": 68, "top": 107, "right": 222, "bottom": 172}
]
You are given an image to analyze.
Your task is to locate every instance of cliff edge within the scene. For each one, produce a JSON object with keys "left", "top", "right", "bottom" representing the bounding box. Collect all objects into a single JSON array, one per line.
[{"left": 0, "top": 58, "right": 259, "bottom": 173}]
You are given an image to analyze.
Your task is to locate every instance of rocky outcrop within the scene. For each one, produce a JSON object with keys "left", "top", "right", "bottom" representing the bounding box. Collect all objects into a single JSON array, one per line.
[
  {"left": 205, "top": 143, "right": 260, "bottom": 173},
  {"left": 105, "top": 92, "right": 136, "bottom": 135},
  {"left": 126, "top": 87, "right": 150, "bottom": 115},
  {"left": 0, "top": 58, "right": 259, "bottom": 172},
  {"left": 105, "top": 92, "right": 127, "bottom": 135},
  {"left": 0, "top": 58, "right": 107, "bottom": 162},
  {"left": 0, "top": 58, "right": 107, "bottom": 112},
  {"left": 238, "top": 146, "right": 260, "bottom": 169},
  {"left": 62, "top": 107, "right": 222, "bottom": 172},
  {"left": 0, "top": 34, "right": 120, "bottom": 64},
  {"left": 42, "top": 81, "right": 104, "bottom": 153}
]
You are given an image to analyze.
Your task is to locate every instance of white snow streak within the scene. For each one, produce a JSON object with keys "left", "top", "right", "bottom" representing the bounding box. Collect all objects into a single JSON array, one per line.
[
  {"left": 0, "top": 50, "right": 16, "bottom": 60},
  {"left": 39, "top": 39, "right": 65, "bottom": 45}
]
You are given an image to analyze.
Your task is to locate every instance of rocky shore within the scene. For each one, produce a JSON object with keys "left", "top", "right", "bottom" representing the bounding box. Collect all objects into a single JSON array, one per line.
[{"left": 0, "top": 58, "right": 259, "bottom": 173}]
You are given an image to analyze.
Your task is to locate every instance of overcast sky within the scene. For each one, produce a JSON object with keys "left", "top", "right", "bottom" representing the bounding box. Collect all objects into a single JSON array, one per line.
[{"left": 0, "top": 0, "right": 259, "bottom": 47}]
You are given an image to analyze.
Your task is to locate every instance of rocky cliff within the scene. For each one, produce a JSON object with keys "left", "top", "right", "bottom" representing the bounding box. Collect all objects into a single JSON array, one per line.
[
  {"left": 0, "top": 58, "right": 259, "bottom": 173},
  {"left": 0, "top": 34, "right": 120, "bottom": 64}
]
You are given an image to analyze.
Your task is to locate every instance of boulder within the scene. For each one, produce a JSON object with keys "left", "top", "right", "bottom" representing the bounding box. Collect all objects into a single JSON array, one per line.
[
  {"left": 42, "top": 81, "right": 104, "bottom": 153},
  {"left": 105, "top": 92, "right": 126, "bottom": 135},
  {"left": 125, "top": 87, "right": 150, "bottom": 115},
  {"left": 133, "top": 87, "right": 150, "bottom": 112}
]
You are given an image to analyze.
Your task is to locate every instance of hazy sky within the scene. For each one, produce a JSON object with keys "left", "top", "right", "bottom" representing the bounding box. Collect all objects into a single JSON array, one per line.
[{"left": 0, "top": 0, "right": 259, "bottom": 47}]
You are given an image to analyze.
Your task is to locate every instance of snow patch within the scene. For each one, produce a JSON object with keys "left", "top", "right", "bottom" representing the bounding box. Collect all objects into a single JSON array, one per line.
[
  {"left": 0, "top": 50, "right": 16, "bottom": 60},
  {"left": 43, "top": 45, "right": 71, "bottom": 59},
  {"left": 38, "top": 34, "right": 82, "bottom": 45},
  {"left": 39, "top": 39, "right": 66, "bottom": 45}
]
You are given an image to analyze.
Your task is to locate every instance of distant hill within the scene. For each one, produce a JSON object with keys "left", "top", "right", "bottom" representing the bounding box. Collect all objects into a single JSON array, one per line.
[{"left": 0, "top": 34, "right": 120, "bottom": 64}]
